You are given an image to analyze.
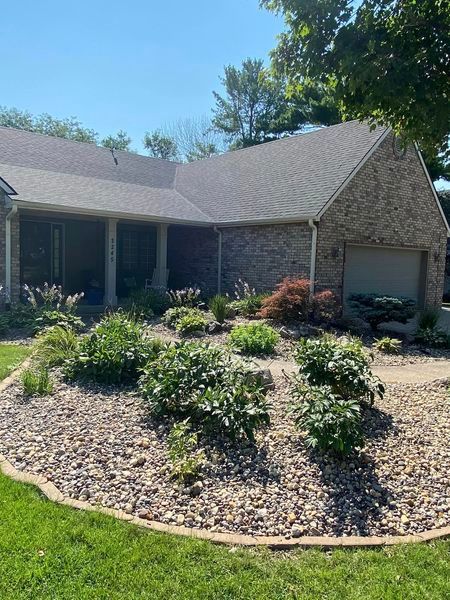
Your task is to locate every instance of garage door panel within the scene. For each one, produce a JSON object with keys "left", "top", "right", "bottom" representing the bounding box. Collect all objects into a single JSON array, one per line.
[{"left": 343, "top": 245, "right": 426, "bottom": 306}]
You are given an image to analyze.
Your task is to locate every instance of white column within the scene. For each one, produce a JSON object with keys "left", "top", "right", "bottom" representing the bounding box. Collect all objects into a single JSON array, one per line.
[
  {"left": 104, "top": 218, "right": 118, "bottom": 305},
  {"left": 155, "top": 223, "right": 168, "bottom": 287}
]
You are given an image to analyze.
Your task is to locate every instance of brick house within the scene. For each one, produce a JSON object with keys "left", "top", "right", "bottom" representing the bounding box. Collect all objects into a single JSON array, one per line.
[{"left": 0, "top": 121, "right": 448, "bottom": 308}]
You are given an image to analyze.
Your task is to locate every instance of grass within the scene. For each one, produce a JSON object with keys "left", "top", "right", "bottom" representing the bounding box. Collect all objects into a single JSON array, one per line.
[
  {"left": 0, "top": 343, "right": 31, "bottom": 381},
  {"left": 0, "top": 474, "right": 448, "bottom": 599}
]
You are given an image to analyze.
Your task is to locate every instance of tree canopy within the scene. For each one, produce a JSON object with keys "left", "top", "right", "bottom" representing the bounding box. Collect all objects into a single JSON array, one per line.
[
  {"left": 261, "top": 0, "right": 450, "bottom": 160},
  {"left": 142, "top": 130, "right": 179, "bottom": 160},
  {"left": 0, "top": 106, "right": 133, "bottom": 151}
]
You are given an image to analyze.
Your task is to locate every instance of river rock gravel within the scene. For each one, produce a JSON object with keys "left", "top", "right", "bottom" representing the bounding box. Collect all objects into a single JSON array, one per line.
[{"left": 0, "top": 372, "right": 448, "bottom": 539}]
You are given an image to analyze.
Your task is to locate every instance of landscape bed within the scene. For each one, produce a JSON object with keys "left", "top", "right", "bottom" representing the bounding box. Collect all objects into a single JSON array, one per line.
[{"left": 0, "top": 369, "right": 448, "bottom": 540}]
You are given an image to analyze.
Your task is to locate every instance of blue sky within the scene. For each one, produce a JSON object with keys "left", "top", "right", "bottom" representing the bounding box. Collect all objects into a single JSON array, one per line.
[{"left": 1, "top": 0, "right": 282, "bottom": 152}]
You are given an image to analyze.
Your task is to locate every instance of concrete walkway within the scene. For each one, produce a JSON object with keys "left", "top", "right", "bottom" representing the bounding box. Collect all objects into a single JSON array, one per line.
[{"left": 255, "top": 357, "right": 450, "bottom": 384}]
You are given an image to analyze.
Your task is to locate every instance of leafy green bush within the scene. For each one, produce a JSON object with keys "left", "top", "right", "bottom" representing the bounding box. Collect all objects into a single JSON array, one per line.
[
  {"left": 348, "top": 294, "right": 416, "bottom": 330},
  {"left": 292, "top": 383, "right": 363, "bottom": 455},
  {"left": 64, "top": 312, "right": 165, "bottom": 384},
  {"left": 162, "top": 306, "right": 203, "bottom": 329},
  {"left": 373, "top": 336, "right": 402, "bottom": 354},
  {"left": 415, "top": 326, "right": 449, "bottom": 348},
  {"left": 208, "top": 295, "right": 229, "bottom": 324},
  {"left": 139, "top": 342, "right": 271, "bottom": 440},
  {"left": 176, "top": 312, "right": 208, "bottom": 336},
  {"left": 167, "top": 420, "right": 204, "bottom": 483},
  {"left": 230, "top": 279, "right": 268, "bottom": 317},
  {"left": 126, "top": 287, "right": 169, "bottom": 317},
  {"left": 418, "top": 309, "right": 440, "bottom": 330},
  {"left": 229, "top": 323, "right": 280, "bottom": 355},
  {"left": 35, "top": 326, "right": 79, "bottom": 367},
  {"left": 294, "top": 334, "right": 384, "bottom": 406},
  {"left": 21, "top": 367, "right": 53, "bottom": 396},
  {"left": 0, "top": 313, "right": 8, "bottom": 336},
  {"left": 230, "top": 294, "right": 267, "bottom": 317},
  {"left": 33, "top": 310, "right": 84, "bottom": 334}
]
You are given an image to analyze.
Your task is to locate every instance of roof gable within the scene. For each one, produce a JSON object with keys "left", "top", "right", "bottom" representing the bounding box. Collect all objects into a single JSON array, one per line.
[{"left": 0, "top": 121, "right": 388, "bottom": 224}]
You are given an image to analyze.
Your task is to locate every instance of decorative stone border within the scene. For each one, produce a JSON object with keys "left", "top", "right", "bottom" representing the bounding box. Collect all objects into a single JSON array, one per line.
[{"left": 0, "top": 361, "right": 449, "bottom": 549}]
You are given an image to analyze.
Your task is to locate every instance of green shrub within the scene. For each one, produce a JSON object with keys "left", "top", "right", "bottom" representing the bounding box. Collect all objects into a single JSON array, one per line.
[
  {"left": 294, "top": 334, "right": 384, "bottom": 406},
  {"left": 230, "top": 294, "right": 267, "bottom": 317},
  {"left": 64, "top": 312, "right": 165, "bottom": 384},
  {"left": 209, "top": 295, "right": 229, "bottom": 324},
  {"left": 0, "top": 313, "right": 8, "bottom": 336},
  {"left": 33, "top": 310, "right": 84, "bottom": 334},
  {"left": 229, "top": 323, "right": 280, "bottom": 356},
  {"left": 167, "top": 287, "right": 201, "bottom": 307},
  {"left": 167, "top": 420, "right": 204, "bottom": 483},
  {"left": 162, "top": 306, "right": 200, "bottom": 329},
  {"left": 35, "top": 326, "right": 79, "bottom": 367},
  {"left": 21, "top": 367, "right": 53, "bottom": 396},
  {"left": 176, "top": 312, "right": 208, "bottom": 336},
  {"left": 126, "top": 287, "right": 169, "bottom": 317},
  {"left": 418, "top": 309, "right": 440, "bottom": 330},
  {"left": 373, "top": 336, "right": 402, "bottom": 354},
  {"left": 139, "top": 342, "right": 271, "bottom": 440},
  {"left": 292, "top": 383, "right": 363, "bottom": 455},
  {"left": 415, "top": 326, "right": 449, "bottom": 348},
  {"left": 348, "top": 294, "right": 417, "bottom": 330}
]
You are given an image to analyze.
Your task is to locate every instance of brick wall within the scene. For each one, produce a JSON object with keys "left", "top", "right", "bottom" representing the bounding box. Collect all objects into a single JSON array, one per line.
[
  {"left": 221, "top": 223, "right": 312, "bottom": 294},
  {"left": 167, "top": 225, "right": 218, "bottom": 295},
  {"left": 0, "top": 192, "right": 20, "bottom": 305},
  {"left": 315, "top": 133, "right": 448, "bottom": 307}
]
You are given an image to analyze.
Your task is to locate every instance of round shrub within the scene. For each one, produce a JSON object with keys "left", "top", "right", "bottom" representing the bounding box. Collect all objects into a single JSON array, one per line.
[
  {"left": 294, "top": 334, "right": 384, "bottom": 405},
  {"left": 162, "top": 306, "right": 201, "bottom": 329},
  {"left": 292, "top": 384, "right": 363, "bottom": 455},
  {"left": 64, "top": 312, "right": 165, "bottom": 384},
  {"left": 259, "top": 277, "right": 311, "bottom": 321},
  {"left": 176, "top": 312, "right": 208, "bottom": 336},
  {"left": 348, "top": 293, "right": 416, "bottom": 330},
  {"left": 229, "top": 323, "right": 280, "bottom": 355},
  {"left": 139, "top": 342, "right": 271, "bottom": 440}
]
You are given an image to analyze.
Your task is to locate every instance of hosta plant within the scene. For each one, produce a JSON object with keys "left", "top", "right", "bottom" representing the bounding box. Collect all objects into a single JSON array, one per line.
[
  {"left": 176, "top": 312, "right": 208, "bottom": 336},
  {"left": 373, "top": 336, "right": 402, "bottom": 354},
  {"left": 167, "top": 420, "right": 205, "bottom": 483},
  {"left": 64, "top": 312, "right": 165, "bottom": 384},
  {"left": 229, "top": 323, "right": 280, "bottom": 356}
]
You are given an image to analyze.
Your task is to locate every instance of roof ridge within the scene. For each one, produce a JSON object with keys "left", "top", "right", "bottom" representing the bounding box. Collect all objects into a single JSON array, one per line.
[{"left": 0, "top": 125, "right": 181, "bottom": 166}]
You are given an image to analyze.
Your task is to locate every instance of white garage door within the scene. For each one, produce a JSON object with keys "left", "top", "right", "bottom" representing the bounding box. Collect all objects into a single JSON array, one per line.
[{"left": 343, "top": 245, "right": 427, "bottom": 306}]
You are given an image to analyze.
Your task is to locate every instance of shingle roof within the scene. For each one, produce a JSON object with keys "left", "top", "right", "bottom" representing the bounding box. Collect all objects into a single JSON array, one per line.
[{"left": 0, "top": 121, "right": 388, "bottom": 224}]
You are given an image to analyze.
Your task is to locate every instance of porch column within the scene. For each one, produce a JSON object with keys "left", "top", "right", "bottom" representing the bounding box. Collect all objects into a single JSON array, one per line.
[
  {"left": 155, "top": 223, "right": 168, "bottom": 287},
  {"left": 104, "top": 218, "right": 118, "bottom": 305}
]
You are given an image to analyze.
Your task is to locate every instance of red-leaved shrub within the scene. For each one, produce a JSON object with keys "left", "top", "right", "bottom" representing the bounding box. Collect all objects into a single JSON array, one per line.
[
  {"left": 259, "top": 277, "right": 311, "bottom": 321},
  {"left": 312, "top": 290, "right": 340, "bottom": 322}
]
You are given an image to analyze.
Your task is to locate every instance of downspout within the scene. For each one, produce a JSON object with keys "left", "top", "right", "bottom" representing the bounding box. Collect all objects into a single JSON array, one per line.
[
  {"left": 214, "top": 226, "right": 222, "bottom": 295},
  {"left": 5, "top": 203, "right": 18, "bottom": 304},
  {"left": 308, "top": 219, "right": 318, "bottom": 295}
]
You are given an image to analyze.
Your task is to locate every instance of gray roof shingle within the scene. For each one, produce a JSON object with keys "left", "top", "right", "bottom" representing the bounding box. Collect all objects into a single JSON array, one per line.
[{"left": 0, "top": 121, "right": 387, "bottom": 224}]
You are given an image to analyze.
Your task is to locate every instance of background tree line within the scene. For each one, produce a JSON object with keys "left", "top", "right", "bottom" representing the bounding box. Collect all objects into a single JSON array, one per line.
[{"left": 1, "top": 0, "right": 448, "bottom": 182}]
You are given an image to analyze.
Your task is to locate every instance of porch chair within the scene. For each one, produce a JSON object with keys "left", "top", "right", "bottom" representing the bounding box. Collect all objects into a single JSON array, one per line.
[{"left": 145, "top": 268, "right": 170, "bottom": 289}]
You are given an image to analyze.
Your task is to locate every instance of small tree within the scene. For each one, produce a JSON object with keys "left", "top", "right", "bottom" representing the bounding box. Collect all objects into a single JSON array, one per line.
[{"left": 143, "top": 130, "right": 179, "bottom": 160}]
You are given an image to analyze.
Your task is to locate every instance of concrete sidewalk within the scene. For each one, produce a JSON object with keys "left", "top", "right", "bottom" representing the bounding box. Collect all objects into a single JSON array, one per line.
[{"left": 255, "top": 357, "right": 450, "bottom": 385}]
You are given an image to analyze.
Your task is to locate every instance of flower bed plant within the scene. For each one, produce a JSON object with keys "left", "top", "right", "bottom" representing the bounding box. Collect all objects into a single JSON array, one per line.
[
  {"left": 348, "top": 293, "right": 416, "bottom": 330},
  {"left": 291, "top": 334, "right": 384, "bottom": 455},
  {"left": 229, "top": 323, "right": 280, "bottom": 355},
  {"left": 64, "top": 312, "right": 165, "bottom": 384},
  {"left": 139, "top": 342, "right": 271, "bottom": 440}
]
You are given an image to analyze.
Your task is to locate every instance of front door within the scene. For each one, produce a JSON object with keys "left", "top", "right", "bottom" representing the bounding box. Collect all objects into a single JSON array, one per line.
[{"left": 20, "top": 221, "right": 64, "bottom": 288}]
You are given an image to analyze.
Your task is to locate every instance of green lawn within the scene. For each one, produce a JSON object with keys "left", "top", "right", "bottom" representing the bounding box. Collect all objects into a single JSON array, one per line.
[
  {"left": 0, "top": 343, "right": 31, "bottom": 381},
  {"left": 0, "top": 474, "right": 448, "bottom": 600}
]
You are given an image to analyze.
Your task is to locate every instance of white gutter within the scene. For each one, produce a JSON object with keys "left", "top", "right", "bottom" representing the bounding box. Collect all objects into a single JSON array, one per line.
[
  {"left": 5, "top": 203, "right": 18, "bottom": 303},
  {"left": 214, "top": 226, "right": 222, "bottom": 295},
  {"left": 308, "top": 219, "right": 318, "bottom": 295}
]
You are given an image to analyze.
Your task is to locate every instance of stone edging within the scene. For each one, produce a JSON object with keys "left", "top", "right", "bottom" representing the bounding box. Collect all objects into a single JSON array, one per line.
[{"left": 0, "top": 363, "right": 449, "bottom": 550}]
